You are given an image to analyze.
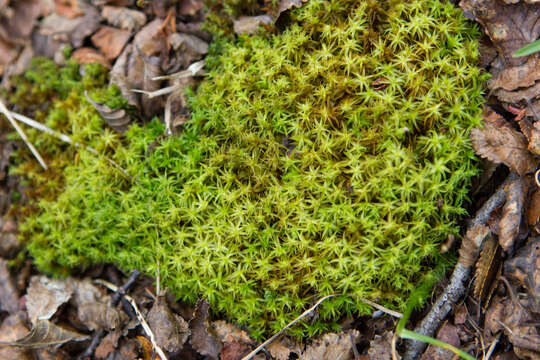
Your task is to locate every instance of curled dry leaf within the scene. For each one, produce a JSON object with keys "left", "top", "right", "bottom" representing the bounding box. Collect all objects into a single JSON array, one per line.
[
  {"left": 26, "top": 276, "right": 74, "bottom": 325},
  {"left": 233, "top": 15, "right": 273, "bottom": 35},
  {"left": 71, "top": 47, "right": 111, "bottom": 68},
  {"left": 471, "top": 108, "right": 537, "bottom": 176},
  {"left": 189, "top": 299, "right": 222, "bottom": 359},
  {"left": 147, "top": 296, "right": 190, "bottom": 353},
  {"left": 0, "top": 319, "right": 89, "bottom": 349},
  {"left": 91, "top": 26, "right": 131, "bottom": 61},
  {"left": 505, "top": 237, "right": 540, "bottom": 313},
  {"left": 499, "top": 176, "right": 527, "bottom": 252},
  {"left": 101, "top": 6, "right": 147, "bottom": 32},
  {"left": 84, "top": 91, "right": 131, "bottom": 132}
]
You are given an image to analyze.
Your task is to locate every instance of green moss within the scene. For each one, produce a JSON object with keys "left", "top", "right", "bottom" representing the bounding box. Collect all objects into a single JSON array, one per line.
[{"left": 15, "top": 0, "right": 487, "bottom": 339}]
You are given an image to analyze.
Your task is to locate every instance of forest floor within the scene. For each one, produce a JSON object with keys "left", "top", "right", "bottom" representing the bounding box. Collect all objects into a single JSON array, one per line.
[{"left": 0, "top": 0, "right": 539, "bottom": 359}]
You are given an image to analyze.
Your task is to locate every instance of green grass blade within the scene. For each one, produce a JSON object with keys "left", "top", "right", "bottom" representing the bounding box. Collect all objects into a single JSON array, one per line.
[
  {"left": 399, "top": 329, "right": 475, "bottom": 360},
  {"left": 513, "top": 39, "right": 540, "bottom": 57}
]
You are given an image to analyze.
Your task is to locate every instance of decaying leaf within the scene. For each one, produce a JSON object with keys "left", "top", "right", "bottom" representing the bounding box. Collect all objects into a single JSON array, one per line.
[
  {"left": 0, "top": 312, "right": 32, "bottom": 360},
  {"left": 169, "top": 32, "right": 209, "bottom": 68},
  {"left": 221, "top": 341, "right": 252, "bottom": 360},
  {"left": 212, "top": 320, "right": 252, "bottom": 344},
  {"left": 178, "top": 0, "right": 204, "bottom": 16},
  {"left": 517, "top": 117, "right": 540, "bottom": 156},
  {"left": 499, "top": 176, "right": 527, "bottom": 251},
  {"left": 94, "top": 329, "right": 122, "bottom": 360},
  {"left": 77, "top": 302, "right": 127, "bottom": 331},
  {"left": 277, "top": 0, "right": 308, "bottom": 18},
  {"left": 505, "top": 237, "right": 540, "bottom": 313},
  {"left": 71, "top": 47, "right": 111, "bottom": 68},
  {"left": 459, "top": 224, "right": 490, "bottom": 267},
  {"left": 0, "top": 258, "right": 19, "bottom": 314},
  {"left": 366, "top": 331, "right": 394, "bottom": 360},
  {"left": 0, "top": 0, "right": 40, "bottom": 42},
  {"left": 0, "top": 319, "right": 89, "bottom": 349},
  {"left": 91, "top": 26, "right": 131, "bottom": 60},
  {"left": 147, "top": 296, "right": 190, "bottom": 353},
  {"left": 110, "top": 44, "right": 139, "bottom": 107},
  {"left": 527, "top": 188, "right": 540, "bottom": 228},
  {"left": 266, "top": 337, "right": 302, "bottom": 360},
  {"left": 26, "top": 276, "right": 74, "bottom": 325},
  {"left": 473, "top": 235, "right": 502, "bottom": 302},
  {"left": 421, "top": 323, "right": 461, "bottom": 360},
  {"left": 84, "top": 91, "right": 131, "bottom": 132},
  {"left": 101, "top": 5, "right": 147, "bottom": 32},
  {"left": 190, "top": 299, "right": 222, "bottom": 359},
  {"left": 300, "top": 330, "right": 361, "bottom": 360},
  {"left": 471, "top": 108, "right": 537, "bottom": 176},
  {"left": 233, "top": 15, "right": 273, "bottom": 35}
]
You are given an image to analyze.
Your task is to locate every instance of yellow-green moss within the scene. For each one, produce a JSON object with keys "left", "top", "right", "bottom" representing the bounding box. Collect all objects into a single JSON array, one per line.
[{"left": 15, "top": 0, "right": 487, "bottom": 338}]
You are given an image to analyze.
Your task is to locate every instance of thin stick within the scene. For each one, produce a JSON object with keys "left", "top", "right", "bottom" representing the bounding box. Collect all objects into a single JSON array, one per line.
[
  {"left": 241, "top": 294, "right": 338, "bottom": 360},
  {"left": 0, "top": 98, "right": 47, "bottom": 169},
  {"left": 95, "top": 279, "right": 168, "bottom": 360},
  {"left": 359, "top": 297, "right": 402, "bottom": 318}
]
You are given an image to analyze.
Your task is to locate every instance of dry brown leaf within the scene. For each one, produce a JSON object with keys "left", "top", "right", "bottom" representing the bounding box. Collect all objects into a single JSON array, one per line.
[
  {"left": 278, "top": 0, "right": 308, "bottom": 18},
  {"left": 366, "top": 331, "right": 394, "bottom": 360},
  {"left": 212, "top": 320, "right": 252, "bottom": 344},
  {"left": 91, "top": 26, "right": 131, "bottom": 60},
  {"left": 54, "top": 0, "right": 84, "bottom": 18},
  {"left": 101, "top": 6, "right": 147, "bottom": 32},
  {"left": 133, "top": 18, "right": 167, "bottom": 57},
  {"left": 516, "top": 117, "right": 540, "bottom": 155},
  {"left": 77, "top": 302, "right": 127, "bottom": 331},
  {"left": 0, "top": 312, "right": 32, "bottom": 360},
  {"left": 421, "top": 323, "right": 460, "bottom": 360},
  {"left": 300, "top": 330, "right": 361, "bottom": 360},
  {"left": 233, "top": 15, "right": 273, "bottom": 35},
  {"left": 528, "top": 188, "right": 540, "bottom": 228},
  {"left": 459, "top": 224, "right": 490, "bottom": 267},
  {"left": 221, "top": 341, "right": 252, "bottom": 360},
  {"left": 137, "top": 335, "right": 162, "bottom": 360},
  {"left": 0, "top": 38, "right": 19, "bottom": 77},
  {"left": 499, "top": 176, "right": 527, "bottom": 252},
  {"left": 110, "top": 44, "right": 139, "bottom": 107},
  {"left": 178, "top": 0, "right": 204, "bottom": 16},
  {"left": 118, "top": 338, "right": 141, "bottom": 359},
  {"left": 189, "top": 299, "right": 222, "bottom": 359},
  {"left": 473, "top": 235, "right": 501, "bottom": 302},
  {"left": 147, "top": 296, "right": 190, "bottom": 353},
  {"left": 168, "top": 33, "right": 209, "bottom": 68},
  {"left": 266, "top": 338, "right": 302, "bottom": 360},
  {"left": 0, "top": 319, "right": 89, "bottom": 348},
  {"left": 505, "top": 237, "right": 540, "bottom": 313},
  {"left": 0, "top": 258, "right": 19, "bottom": 314},
  {"left": 26, "top": 276, "right": 74, "bottom": 325},
  {"left": 71, "top": 47, "right": 111, "bottom": 68},
  {"left": 0, "top": 0, "right": 41, "bottom": 42},
  {"left": 471, "top": 108, "right": 537, "bottom": 175},
  {"left": 94, "top": 329, "right": 122, "bottom": 360}
]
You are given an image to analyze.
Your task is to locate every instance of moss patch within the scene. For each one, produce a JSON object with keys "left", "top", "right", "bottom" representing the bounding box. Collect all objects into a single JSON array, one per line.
[{"left": 15, "top": 0, "right": 486, "bottom": 338}]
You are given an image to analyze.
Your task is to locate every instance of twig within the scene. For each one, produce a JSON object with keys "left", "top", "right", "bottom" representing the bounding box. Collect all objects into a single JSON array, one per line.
[
  {"left": 484, "top": 333, "right": 500, "bottom": 360},
  {"left": 359, "top": 297, "right": 402, "bottom": 318},
  {"left": 241, "top": 295, "right": 339, "bottom": 360},
  {"left": 0, "top": 98, "right": 47, "bottom": 169},
  {"left": 95, "top": 279, "right": 168, "bottom": 360},
  {"left": 403, "top": 172, "right": 519, "bottom": 360}
]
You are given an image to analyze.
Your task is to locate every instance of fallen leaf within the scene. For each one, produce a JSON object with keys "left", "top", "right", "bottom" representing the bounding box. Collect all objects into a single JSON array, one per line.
[
  {"left": 266, "top": 338, "right": 302, "bottom": 360},
  {"left": 77, "top": 302, "right": 127, "bottom": 331},
  {"left": 0, "top": 217, "right": 21, "bottom": 258},
  {"left": 278, "top": 0, "right": 308, "bottom": 18},
  {"left": 367, "top": 331, "right": 394, "bottom": 360},
  {"left": 0, "top": 0, "right": 41, "bottom": 42},
  {"left": 212, "top": 321, "right": 252, "bottom": 344},
  {"left": 94, "top": 329, "right": 122, "bottom": 359},
  {"left": 0, "top": 38, "right": 19, "bottom": 77},
  {"left": 84, "top": 90, "right": 131, "bottom": 132},
  {"left": 233, "top": 15, "right": 273, "bottom": 35},
  {"left": 0, "top": 312, "right": 32, "bottom": 360},
  {"left": 147, "top": 296, "right": 190, "bottom": 353},
  {"left": 221, "top": 341, "right": 252, "bottom": 360},
  {"left": 0, "top": 258, "right": 19, "bottom": 314},
  {"left": 118, "top": 338, "right": 141, "bottom": 359},
  {"left": 54, "top": 0, "right": 84, "bottom": 18},
  {"left": 110, "top": 44, "right": 139, "bottom": 107},
  {"left": 71, "top": 47, "right": 111, "bottom": 68},
  {"left": 505, "top": 237, "right": 540, "bottom": 313},
  {"left": 137, "top": 335, "right": 162, "bottom": 360},
  {"left": 459, "top": 224, "right": 491, "bottom": 267},
  {"left": 471, "top": 108, "right": 537, "bottom": 176},
  {"left": 26, "top": 276, "right": 74, "bottom": 325},
  {"left": 178, "top": 0, "right": 204, "bottom": 16},
  {"left": 168, "top": 33, "right": 208, "bottom": 68},
  {"left": 39, "top": 2, "right": 100, "bottom": 47},
  {"left": 527, "top": 188, "right": 540, "bottom": 227},
  {"left": 1, "top": 319, "right": 89, "bottom": 348},
  {"left": 91, "top": 26, "right": 131, "bottom": 60},
  {"left": 133, "top": 18, "right": 167, "bottom": 57},
  {"left": 473, "top": 235, "right": 502, "bottom": 302},
  {"left": 101, "top": 5, "right": 147, "bottom": 32},
  {"left": 190, "top": 299, "right": 222, "bottom": 359},
  {"left": 421, "top": 323, "right": 460, "bottom": 360},
  {"left": 151, "top": 0, "right": 176, "bottom": 18},
  {"left": 499, "top": 176, "right": 527, "bottom": 251},
  {"left": 300, "top": 330, "right": 361, "bottom": 360}
]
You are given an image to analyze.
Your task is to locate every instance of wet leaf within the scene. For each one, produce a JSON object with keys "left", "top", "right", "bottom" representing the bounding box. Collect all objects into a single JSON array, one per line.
[
  {"left": 26, "top": 276, "right": 74, "bottom": 325},
  {"left": 471, "top": 108, "right": 537, "bottom": 175},
  {"left": 101, "top": 5, "right": 147, "bottom": 32},
  {"left": 147, "top": 296, "right": 190, "bottom": 353},
  {"left": 91, "top": 26, "right": 131, "bottom": 60},
  {"left": 499, "top": 176, "right": 527, "bottom": 252},
  {"left": 84, "top": 91, "right": 131, "bottom": 132},
  {"left": 300, "top": 330, "right": 361, "bottom": 360},
  {"left": 0, "top": 319, "right": 89, "bottom": 348},
  {"left": 189, "top": 299, "right": 222, "bottom": 359},
  {"left": 233, "top": 15, "right": 273, "bottom": 35}
]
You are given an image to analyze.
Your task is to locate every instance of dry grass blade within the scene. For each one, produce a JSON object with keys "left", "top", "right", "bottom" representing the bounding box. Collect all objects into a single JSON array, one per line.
[
  {"left": 0, "top": 98, "right": 47, "bottom": 170},
  {"left": 94, "top": 279, "right": 168, "bottom": 360}
]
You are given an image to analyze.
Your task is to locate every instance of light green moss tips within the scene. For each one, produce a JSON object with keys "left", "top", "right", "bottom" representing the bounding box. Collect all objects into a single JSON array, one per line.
[{"left": 18, "top": 0, "right": 487, "bottom": 338}]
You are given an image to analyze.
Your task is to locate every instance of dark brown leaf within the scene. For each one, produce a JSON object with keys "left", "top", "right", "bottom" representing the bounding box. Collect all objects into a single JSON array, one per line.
[
  {"left": 169, "top": 33, "right": 208, "bottom": 67},
  {"left": 147, "top": 296, "right": 190, "bottom": 353},
  {"left": 71, "top": 47, "right": 111, "bottom": 68},
  {"left": 0, "top": 258, "right": 19, "bottom": 314},
  {"left": 421, "top": 323, "right": 460, "bottom": 360},
  {"left": 221, "top": 341, "right": 252, "bottom": 360},
  {"left": 527, "top": 188, "right": 540, "bottom": 227},
  {"left": 91, "top": 26, "right": 131, "bottom": 60},
  {"left": 0, "top": 319, "right": 89, "bottom": 348},
  {"left": 471, "top": 108, "right": 537, "bottom": 175},
  {"left": 505, "top": 237, "right": 540, "bottom": 313},
  {"left": 190, "top": 299, "right": 222, "bottom": 359},
  {"left": 26, "top": 276, "right": 74, "bottom": 325},
  {"left": 178, "top": 0, "right": 203, "bottom": 16},
  {"left": 499, "top": 176, "right": 527, "bottom": 251},
  {"left": 473, "top": 235, "right": 502, "bottom": 302},
  {"left": 0, "top": 312, "right": 32, "bottom": 360},
  {"left": 101, "top": 5, "right": 147, "bottom": 31},
  {"left": 94, "top": 329, "right": 121, "bottom": 359}
]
